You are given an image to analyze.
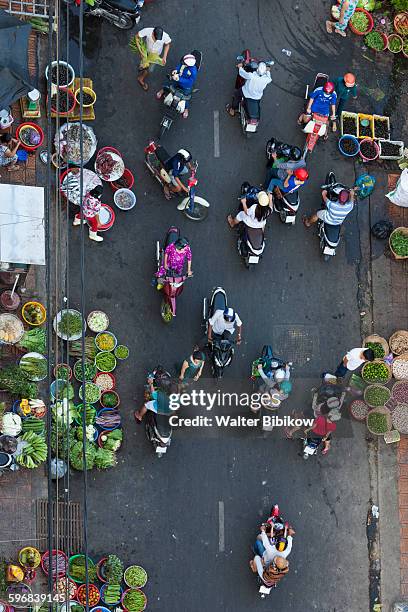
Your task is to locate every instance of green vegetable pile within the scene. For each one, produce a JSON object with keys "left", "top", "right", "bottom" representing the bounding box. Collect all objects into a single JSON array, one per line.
[
  {"left": 79, "top": 382, "right": 101, "bottom": 404},
  {"left": 95, "top": 447, "right": 117, "bottom": 469},
  {"left": 58, "top": 311, "right": 83, "bottom": 337},
  {"left": 99, "top": 429, "right": 122, "bottom": 451},
  {"left": 390, "top": 231, "right": 408, "bottom": 257},
  {"left": 388, "top": 36, "right": 403, "bottom": 53},
  {"left": 102, "top": 391, "right": 119, "bottom": 408},
  {"left": 18, "top": 328, "right": 46, "bottom": 353},
  {"left": 103, "top": 584, "right": 121, "bottom": 604},
  {"left": 52, "top": 380, "right": 74, "bottom": 400},
  {"left": 105, "top": 555, "right": 124, "bottom": 584},
  {"left": 125, "top": 566, "right": 147, "bottom": 588},
  {"left": 95, "top": 351, "right": 117, "bottom": 372},
  {"left": 55, "top": 364, "right": 70, "bottom": 380},
  {"left": 70, "top": 605, "right": 84, "bottom": 612},
  {"left": 75, "top": 403, "right": 96, "bottom": 425},
  {"left": 69, "top": 337, "right": 97, "bottom": 360},
  {"left": 362, "top": 361, "right": 389, "bottom": 383},
  {"left": 69, "top": 555, "right": 96, "bottom": 582},
  {"left": 123, "top": 589, "right": 146, "bottom": 612},
  {"left": 367, "top": 411, "right": 389, "bottom": 434},
  {"left": 51, "top": 424, "right": 75, "bottom": 458},
  {"left": 20, "top": 355, "right": 47, "bottom": 380},
  {"left": 364, "top": 385, "right": 391, "bottom": 407},
  {"left": 364, "top": 31, "right": 386, "bottom": 51},
  {"left": 365, "top": 342, "right": 385, "bottom": 359},
  {"left": 350, "top": 11, "right": 369, "bottom": 32},
  {"left": 16, "top": 431, "right": 47, "bottom": 468},
  {"left": 74, "top": 359, "right": 97, "bottom": 382},
  {"left": 69, "top": 440, "right": 96, "bottom": 471},
  {"left": 22, "top": 416, "right": 45, "bottom": 435},
  {"left": 0, "top": 364, "right": 38, "bottom": 398},
  {"left": 114, "top": 345, "right": 129, "bottom": 360}
]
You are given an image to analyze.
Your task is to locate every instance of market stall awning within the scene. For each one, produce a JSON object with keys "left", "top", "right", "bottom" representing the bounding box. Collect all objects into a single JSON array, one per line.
[
  {"left": 0, "top": 9, "right": 33, "bottom": 83},
  {"left": 0, "top": 184, "right": 45, "bottom": 265}
]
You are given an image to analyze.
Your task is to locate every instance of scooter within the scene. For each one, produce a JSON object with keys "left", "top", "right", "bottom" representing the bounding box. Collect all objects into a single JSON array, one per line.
[
  {"left": 203, "top": 287, "right": 235, "bottom": 378},
  {"left": 234, "top": 51, "right": 274, "bottom": 137},
  {"left": 301, "top": 436, "right": 322, "bottom": 460},
  {"left": 159, "top": 51, "right": 202, "bottom": 139},
  {"left": 317, "top": 171, "right": 348, "bottom": 261},
  {"left": 155, "top": 227, "right": 190, "bottom": 323},
  {"left": 144, "top": 140, "right": 210, "bottom": 222},
  {"left": 265, "top": 138, "right": 301, "bottom": 225},
  {"left": 144, "top": 367, "right": 173, "bottom": 457},
  {"left": 301, "top": 73, "right": 336, "bottom": 157},
  {"left": 82, "top": 0, "right": 140, "bottom": 29},
  {"left": 250, "top": 346, "right": 291, "bottom": 422},
  {"left": 235, "top": 182, "right": 266, "bottom": 269}
]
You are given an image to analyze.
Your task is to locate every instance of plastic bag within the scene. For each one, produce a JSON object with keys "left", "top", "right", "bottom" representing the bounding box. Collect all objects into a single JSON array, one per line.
[
  {"left": 371, "top": 220, "right": 393, "bottom": 240},
  {"left": 387, "top": 169, "right": 408, "bottom": 207},
  {"left": 50, "top": 458, "right": 67, "bottom": 480},
  {"left": 393, "top": 604, "right": 408, "bottom": 612},
  {"left": 355, "top": 174, "right": 376, "bottom": 199}
]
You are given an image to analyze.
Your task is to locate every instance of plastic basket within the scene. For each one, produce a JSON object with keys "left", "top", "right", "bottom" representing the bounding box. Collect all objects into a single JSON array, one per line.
[
  {"left": 379, "top": 140, "right": 404, "bottom": 160},
  {"left": 340, "top": 111, "right": 358, "bottom": 137},
  {"left": 389, "top": 228, "right": 408, "bottom": 260},
  {"left": 338, "top": 134, "right": 360, "bottom": 157},
  {"left": 373, "top": 114, "right": 390, "bottom": 140},
  {"left": 357, "top": 113, "right": 374, "bottom": 139}
]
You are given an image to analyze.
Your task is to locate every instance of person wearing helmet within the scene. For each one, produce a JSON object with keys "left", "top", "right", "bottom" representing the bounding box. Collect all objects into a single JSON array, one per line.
[
  {"left": 227, "top": 60, "right": 272, "bottom": 117},
  {"left": 334, "top": 73, "right": 357, "bottom": 116},
  {"left": 162, "top": 148, "right": 193, "bottom": 198},
  {"left": 257, "top": 361, "right": 292, "bottom": 403},
  {"left": 303, "top": 183, "right": 355, "bottom": 228},
  {"left": 227, "top": 187, "right": 272, "bottom": 229},
  {"left": 265, "top": 163, "right": 309, "bottom": 194},
  {"left": 297, "top": 81, "right": 337, "bottom": 135},
  {"left": 326, "top": 0, "right": 359, "bottom": 37},
  {"left": 156, "top": 236, "right": 192, "bottom": 279},
  {"left": 156, "top": 53, "right": 198, "bottom": 118},
  {"left": 208, "top": 307, "right": 243, "bottom": 345},
  {"left": 136, "top": 26, "right": 172, "bottom": 91}
]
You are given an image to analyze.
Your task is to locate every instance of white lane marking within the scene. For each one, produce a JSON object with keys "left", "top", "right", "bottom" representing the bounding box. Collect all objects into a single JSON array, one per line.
[
  {"left": 214, "top": 110, "right": 220, "bottom": 158},
  {"left": 218, "top": 500, "right": 225, "bottom": 552}
]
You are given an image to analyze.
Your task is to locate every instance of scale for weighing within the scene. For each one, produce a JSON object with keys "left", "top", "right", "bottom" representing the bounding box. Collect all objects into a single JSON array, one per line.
[
  {"left": 0, "top": 107, "right": 13, "bottom": 129},
  {"left": 20, "top": 89, "right": 41, "bottom": 119}
]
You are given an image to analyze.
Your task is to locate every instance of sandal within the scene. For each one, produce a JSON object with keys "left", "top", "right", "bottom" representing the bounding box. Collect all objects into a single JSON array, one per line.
[
  {"left": 137, "top": 79, "right": 148, "bottom": 91},
  {"left": 321, "top": 447, "right": 330, "bottom": 455},
  {"left": 227, "top": 214, "right": 235, "bottom": 228},
  {"left": 325, "top": 20, "right": 333, "bottom": 33},
  {"left": 156, "top": 90, "right": 163, "bottom": 100},
  {"left": 182, "top": 109, "right": 189, "bottom": 119},
  {"left": 249, "top": 560, "right": 257, "bottom": 573},
  {"left": 225, "top": 104, "right": 235, "bottom": 117},
  {"left": 134, "top": 411, "right": 142, "bottom": 423},
  {"left": 302, "top": 215, "right": 311, "bottom": 228},
  {"left": 163, "top": 185, "right": 172, "bottom": 200}
]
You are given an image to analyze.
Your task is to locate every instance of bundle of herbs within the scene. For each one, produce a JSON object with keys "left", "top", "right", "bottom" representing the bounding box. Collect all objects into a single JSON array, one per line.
[{"left": 0, "top": 365, "right": 38, "bottom": 398}]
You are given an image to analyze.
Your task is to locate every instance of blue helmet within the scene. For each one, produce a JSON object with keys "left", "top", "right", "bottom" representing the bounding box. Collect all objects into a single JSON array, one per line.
[{"left": 223, "top": 308, "right": 236, "bottom": 323}]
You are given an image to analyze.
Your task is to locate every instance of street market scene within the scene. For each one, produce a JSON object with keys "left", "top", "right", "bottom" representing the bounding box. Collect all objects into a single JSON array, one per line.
[{"left": 0, "top": 0, "right": 408, "bottom": 610}]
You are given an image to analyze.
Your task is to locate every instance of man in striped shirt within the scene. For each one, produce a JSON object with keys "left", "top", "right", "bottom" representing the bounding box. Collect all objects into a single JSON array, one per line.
[{"left": 303, "top": 186, "right": 355, "bottom": 227}]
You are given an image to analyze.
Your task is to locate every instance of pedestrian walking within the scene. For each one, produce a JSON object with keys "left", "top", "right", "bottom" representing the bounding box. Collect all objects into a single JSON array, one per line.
[
  {"left": 303, "top": 408, "right": 340, "bottom": 455},
  {"left": 334, "top": 347, "right": 375, "bottom": 378},
  {"left": 135, "top": 26, "right": 172, "bottom": 91},
  {"left": 326, "top": 0, "right": 358, "bottom": 37},
  {"left": 178, "top": 350, "right": 206, "bottom": 385},
  {"left": 0, "top": 134, "right": 20, "bottom": 172},
  {"left": 334, "top": 73, "right": 357, "bottom": 116},
  {"left": 72, "top": 185, "right": 104, "bottom": 243}
]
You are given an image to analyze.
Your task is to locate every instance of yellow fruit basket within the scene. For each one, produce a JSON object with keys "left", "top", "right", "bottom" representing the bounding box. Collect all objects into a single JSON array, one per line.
[
  {"left": 18, "top": 546, "right": 41, "bottom": 568},
  {"left": 22, "top": 301, "right": 46, "bottom": 326}
]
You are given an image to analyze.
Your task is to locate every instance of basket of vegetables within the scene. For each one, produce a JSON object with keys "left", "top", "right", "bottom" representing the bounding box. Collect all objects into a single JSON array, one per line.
[
  {"left": 364, "top": 384, "right": 391, "bottom": 408},
  {"left": 16, "top": 122, "right": 44, "bottom": 151},
  {"left": 54, "top": 363, "right": 72, "bottom": 380},
  {"left": 41, "top": 550, "right": 68, "bottom": 578},
  {"left": 68, "top": 555, "right": 96, "bottom": 583},
  {"left": 50, "top": 379, "right": 75, "bottom": 401},
  {"left": 6, "top": 584, "right": 32, "bottom": 609},
  {"left": 392, "top": 354, "right": 408, "bottom": 380},
  {"left": 95, "top": 351, "right": 117, "bottom": 373},
  {"left": 94, "top": 372, "right": 116, "bottom": 391},
  {"left": 53, "top": 576, "right": 77, "bottom": 601},
  {"left": 74, "top": 403, "right": 97, "bottom": 426},
  {"left": 100, "top": 390, "right": 120, "bottom": 409},
  {"left": 124, "top": 566, "right": 148, "bottom": 589},
  {"left": 392, "top": 403, "right": 408, "bottom": 434},
  {"left": 76, "top": 584, "right": 100, "bottom": 607},
  {"left": 100, "top": 584, "right": 123, "bottom": 606},
  {"left": 121, "top": 588, "right": 147, "bottom": 612},
  {"left": 394, "top": 12, "right": 408, "bottom": 37},
  {"left": 389, "top": 227, "right": 408, "bottom": 260},
  {"left": 79, "top": 382, "right": 101, "bottom": 404},
  {"left": 19, "top": 352, "right": 47, "bottom": 381},
  {"left": 363, "top": 334, "right": 389, "bottom": 359},
  {"left": 114, "top": 345, "right": 129, "bottom": 360},
  {"left": 364, "top": 31, "right": 388, "bottom": 52},
  {"left": 362, "top": 360, "right": 391, "bottom": 384},
  {"left": 87, "top": 310, "right": 109, "bottom": 333},
  {"left": 15, "top": 431, "right": 47, "bottom": 468},
  {"left": 54, "top": 309, "right": 86, "bottom": 341},
  {"left": 392, "top": 381, "right": 408, "bottom": 402},
  {"left": 349, "top": 399, "right": 370, "bottom": 422},
  {"left": 387, "top": 33, "right": 403, "bottom": 54},
  {"left": 96, "top": 408, "right": 121, "bottom": 431},
  {"left": 74, "top": 359, "right": 98, "bottom": 382},
  {"left": 18, "top": 546, "right": 41, "bottom": 568},
  {"left": 95, "top": 332, "right": 117, "bottom": 352},
  {"left": 98, "top": 428, "right": 122, "bottom": 451},
  {"left": 366, "top": 406, "right": 392, "bottom": 435},
  {"left": 389, "top": 330, "right": 408, "bottom": 355},
  {"left": 349, "top": 8, "right": 373, "bottom": 35},
  {"left": 22, "top": 301, "right": 46, "bottom": 326}
]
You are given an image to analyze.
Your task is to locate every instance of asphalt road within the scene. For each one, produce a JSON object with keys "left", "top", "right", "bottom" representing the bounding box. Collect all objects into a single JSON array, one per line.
[{"left": 62, "top": 1, "right": 376, "bottom": 609}]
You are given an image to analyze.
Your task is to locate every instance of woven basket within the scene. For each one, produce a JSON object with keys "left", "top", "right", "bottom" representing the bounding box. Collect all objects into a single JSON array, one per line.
[
  {"left": 363, "top": 334, "right": 389, "bottom": 358},
  {"left": 364, "top": 383, "right": 391, "bottom": 408},
  {"left": 366, "top": 406, "right": 392, "bottom": 436},
  {"left": 362, "top": 360, "right": 392, "bottom": 384},
  {"left": 392, "top": 353, "right": 408, "bottom": 380},
  {"left": 389, "top": 330, "right": 408, "bottom": 355},
  {"left": 349, "top": 400, "right": 369, "bottom": 422},
  {"left": 389, "top": 227, "right": 408, "bottom": 260}
]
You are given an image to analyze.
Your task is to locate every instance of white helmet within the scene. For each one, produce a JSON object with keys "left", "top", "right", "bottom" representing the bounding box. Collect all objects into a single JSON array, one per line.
[
  {"left": 257, "top": 61, "right": 267, "bottom": 76},
  {"left": 274, "top": 368, "right": 285, "bottom": 382},
  {"left": 177, "top": 149, "right": 192, "bottom": 162},
  {"left": 183, "top": 54, "right": 196, "bottom": 67}
]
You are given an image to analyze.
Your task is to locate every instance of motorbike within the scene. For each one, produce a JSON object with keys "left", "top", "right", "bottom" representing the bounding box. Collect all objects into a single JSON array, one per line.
[
  {"left": 318, "top": 171, "right": 348, "bottom": 261},
  {"left": 159, "top": 50, "right": 202, "bottom": 139},
  {"left": 301, "top": 73, "right": 336, "bottom": 157},
  {"left": 144, "top": 367, "right": 173, "bottom": 457},
  {"left": 301, "top": 436, "right": 323, "bottom": 460},
  {"left": 235, "top": 182, "right": 266, "bottom": 269},
  {"left": 82, "top": 0, "right": 140, "bottom": 29},
  {"left": 265, "top": 138, "right": 301, "bottom": 225},
  {"left": 203, "top": 287, "right": 235, "bottom": 378},
  {"left": 234, "top": 50, "right": 274, "bottom": 137},
  {"left": 144, "top": 140, "right": 210, "bottom": 222},
  {"left": 251, "top": 345, "right": 291, "bottom": 424},
  {"left": 155, "top": 226, "right": 191, "bottom": 323}
]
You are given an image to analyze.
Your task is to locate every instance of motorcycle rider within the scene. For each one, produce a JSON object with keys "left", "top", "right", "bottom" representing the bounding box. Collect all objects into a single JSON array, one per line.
[
  {"left": 265, "top": 167, "right": 309, "bottom": 195},
  {"left": 264, "top": 146, "right": 306, "bottom": 189},
  {"left": 297, "top": 81, "right": 337, "bottom": 136},
  {"left": 253, "top": 522, "right": 295, "bottom": 561},
  {"left": 227, "top": 188, "right": 272, "bottom": 229},
  {"left": 257, "top": 363, "right": 292, "bottom": 402},
  {"left": 250, "top": 550, "right": 289, "bottom": 588},
  {"left": 226, "top": 61, "right": 272, "bottom": 117},
  {"left": 303, "top": 185, "right": 355, "bottom": 228},
  {"left": 208, "top": 308, "right": 243, "bottom": 345},
  {"left": 162, "top": 149, "right": 194, "bottom": 199},
  {"left": 156, "top": 237, "right": 192, "bottom": 279},
  {"left": 134, "top": 370, "right": 177, "bottom": 422},
  {"left": 156, "top": 53, "right": 198, "bottom": 119}
]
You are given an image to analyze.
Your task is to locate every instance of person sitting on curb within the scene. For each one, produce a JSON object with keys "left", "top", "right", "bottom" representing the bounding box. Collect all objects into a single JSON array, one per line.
[{"left": 0, "top": 133, "right": 20, "bottom": 172}]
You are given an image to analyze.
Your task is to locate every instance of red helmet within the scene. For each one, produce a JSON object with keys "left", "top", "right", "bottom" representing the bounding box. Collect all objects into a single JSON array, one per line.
[
  {"left": 294, "top": 167, "right": 309, "bottom": 181},
  {"left": 323, "top": 81, "right": 335, "bottom": 94}
]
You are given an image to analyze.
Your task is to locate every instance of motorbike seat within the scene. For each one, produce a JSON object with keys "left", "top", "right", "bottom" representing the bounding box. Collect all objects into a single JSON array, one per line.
[
  {"left": 244, "top": 97, "right": 260, "bottom": 119},
  {"left": 210, "top": 290, "right": 227, "bottom": 316},
  {"left": 155, "top": 145, "right": 171, "bottom": 165},
  {"left": 246, "top": 227, "right": 264, "bottom": 250},
  {"left": 323, "top": 223, "right": 341, "bottom": 244},
  {"left": 154, "top": 413, "right": 172, "bottom": 437},
  {"left": 107, "top": 0, "right": 138, "bottom": 13}
]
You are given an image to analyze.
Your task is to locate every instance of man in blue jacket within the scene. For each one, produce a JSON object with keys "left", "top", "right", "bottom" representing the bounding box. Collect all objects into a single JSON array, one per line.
[{"left": 156, "top": 53, "right": 198, "bottom": 118}]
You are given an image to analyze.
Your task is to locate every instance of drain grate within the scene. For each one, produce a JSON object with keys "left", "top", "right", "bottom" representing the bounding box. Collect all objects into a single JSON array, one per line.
[
  {"left": 36, "top": 499, "right": 83, "bottom": 554},
  {"left": 272, "top": 325, "right": 320, "bottom": 368}
]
